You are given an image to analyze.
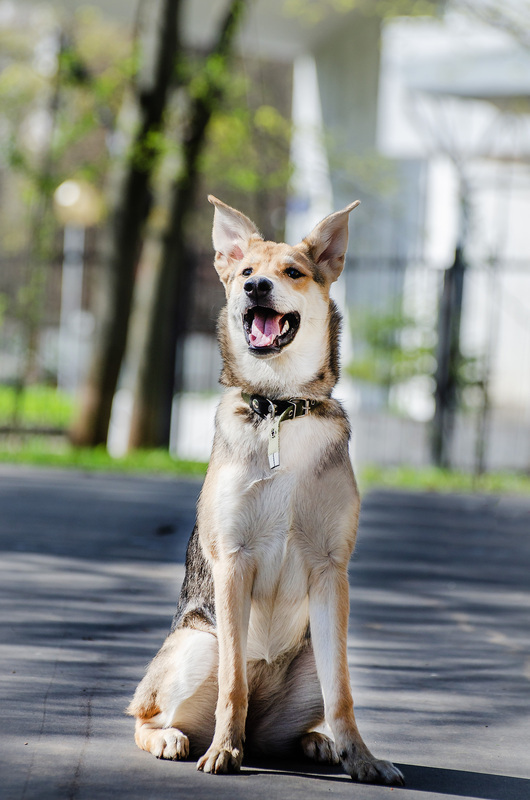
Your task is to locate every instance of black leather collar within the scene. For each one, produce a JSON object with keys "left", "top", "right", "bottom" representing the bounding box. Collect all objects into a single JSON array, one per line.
[{"left": 241, "top": 392, "right": 319, "bottom": 420}]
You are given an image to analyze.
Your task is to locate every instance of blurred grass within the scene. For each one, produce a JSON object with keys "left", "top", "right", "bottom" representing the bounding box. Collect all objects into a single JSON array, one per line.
[
  {"left": 0, "top": 384, "right": 208, "bottom": 475},
  {"left": 0, "top": 385, "right": 74, "bottom": 428},
  {"left": 359, "top": 464, "right": 530, "bottom": 496},
  {"left": 0, "top": 437, "right": 207, "bottom": 476},
  {"left": 1, "top": 436, "right": 529, "bottom": 494},
  {"left": 1, "top": 386, "right": 529, "bottom": 492}
]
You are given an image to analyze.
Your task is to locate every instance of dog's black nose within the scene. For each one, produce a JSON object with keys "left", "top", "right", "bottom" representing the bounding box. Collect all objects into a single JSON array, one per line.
[{"left": 244, "top": 277, "right": 273, "bottom": 302}]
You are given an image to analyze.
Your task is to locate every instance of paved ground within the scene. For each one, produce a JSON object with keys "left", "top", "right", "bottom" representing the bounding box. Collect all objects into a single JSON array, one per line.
[{"left": 1, "top": 465, "right": 529, "bottom": 800}]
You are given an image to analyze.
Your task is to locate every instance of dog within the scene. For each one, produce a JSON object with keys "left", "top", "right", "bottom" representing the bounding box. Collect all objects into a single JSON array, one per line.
[{"left": 128, "top": 196, "right": 404, "bottom": 785}]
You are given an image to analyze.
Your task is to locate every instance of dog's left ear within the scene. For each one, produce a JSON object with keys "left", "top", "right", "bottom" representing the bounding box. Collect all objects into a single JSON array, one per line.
[
  {"left": 300, "top": 201, "right": 360, "bottom": 284},
  {"left": 208, "top": 195, "right": 263, "bottom": 284}
]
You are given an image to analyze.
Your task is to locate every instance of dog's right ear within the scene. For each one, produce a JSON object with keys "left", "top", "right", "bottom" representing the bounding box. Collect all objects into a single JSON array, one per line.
[{"left": 208, "top": 195, "right": 262, "bottom": 284}]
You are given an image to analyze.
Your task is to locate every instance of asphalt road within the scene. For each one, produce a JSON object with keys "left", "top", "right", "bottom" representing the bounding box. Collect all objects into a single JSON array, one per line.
[{"left": 1, "top": 465, "right": 529, "bottom": 800}]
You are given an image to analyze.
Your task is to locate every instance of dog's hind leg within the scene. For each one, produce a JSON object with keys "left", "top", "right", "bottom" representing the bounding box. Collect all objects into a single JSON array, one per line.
[{"left": 128, "top": 627, "right": 218, "bottom": 759}]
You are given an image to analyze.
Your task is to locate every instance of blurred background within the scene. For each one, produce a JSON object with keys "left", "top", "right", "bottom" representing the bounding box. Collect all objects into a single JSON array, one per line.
[{"left": 1, "top": 0, "right": 530, "bottom": 481}]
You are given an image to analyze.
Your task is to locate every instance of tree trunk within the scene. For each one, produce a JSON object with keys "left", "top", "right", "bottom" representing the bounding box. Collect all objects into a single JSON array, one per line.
[
  {"left": 70, "top": 0, "right": 181, "bottom": 447},
  {"left": 128, "top": 0, "right": 246, "bottom": 450}
]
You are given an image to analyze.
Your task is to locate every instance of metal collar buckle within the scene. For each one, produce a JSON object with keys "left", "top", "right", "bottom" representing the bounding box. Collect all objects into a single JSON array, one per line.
[
  {"left": 288, "top": 398, "right": 312, "bottom": 417},
  {"left": 266, "top": 398, "right": 278, "bottom": 418},
  {"left": 286, "top": 400, "right": 298, "bottom": 420}
]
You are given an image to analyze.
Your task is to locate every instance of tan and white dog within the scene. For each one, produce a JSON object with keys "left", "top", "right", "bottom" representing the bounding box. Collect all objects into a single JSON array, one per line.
[{"left": 128, "top": 196, "right": 404, "bottom": 786}]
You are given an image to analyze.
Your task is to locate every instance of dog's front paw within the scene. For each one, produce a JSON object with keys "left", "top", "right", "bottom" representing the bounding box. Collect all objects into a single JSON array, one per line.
[
  {"left": 197, "top": 743, "right": 243, "bottom": 774},
  {"left": 340, "top": 748, "right": 404, "bottom": 786}
]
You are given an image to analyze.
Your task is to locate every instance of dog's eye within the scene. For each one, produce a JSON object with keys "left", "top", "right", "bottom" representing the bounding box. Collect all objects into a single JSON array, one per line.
[
  {"left": 285, "top": 267, "right": 303, "bottom": 279},
  {"left": 241, "top": 268, "right": 253, "bottom": 277}
]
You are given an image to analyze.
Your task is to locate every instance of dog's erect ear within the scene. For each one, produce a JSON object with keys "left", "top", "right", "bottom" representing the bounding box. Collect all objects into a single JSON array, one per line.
[
  {"left": 208, "top": 195, "right": 262, "bottom": 283},
  {"left": 300, "top": 201, "right": 360, "bottom": 284}
]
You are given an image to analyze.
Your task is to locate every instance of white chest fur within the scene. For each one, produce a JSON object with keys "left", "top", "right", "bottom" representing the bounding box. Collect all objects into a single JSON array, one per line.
[{"left": 198, "top": 392, "right": 353, "bottom": 663}]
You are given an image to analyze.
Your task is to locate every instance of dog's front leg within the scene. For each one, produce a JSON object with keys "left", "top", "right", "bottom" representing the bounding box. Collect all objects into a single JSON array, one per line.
[
  {"left": 309, "top": 564, "right": 404, "bottom": 785},
  {"left": 197, "top": 555, "right": 253, "bottom": 774}
]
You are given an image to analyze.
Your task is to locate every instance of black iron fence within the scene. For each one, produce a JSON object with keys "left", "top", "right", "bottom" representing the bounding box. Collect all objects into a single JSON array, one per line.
[
  {"left": 1, "top": 253, "right": 529, "bottom": 473},
  {"left": 343, "top": 256, "right": 530, "bottom": 473}
]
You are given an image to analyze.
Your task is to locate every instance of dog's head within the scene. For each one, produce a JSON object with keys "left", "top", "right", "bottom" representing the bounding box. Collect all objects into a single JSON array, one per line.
[{"left": 209, "top": 195, "right": 359, "bottom": 397}]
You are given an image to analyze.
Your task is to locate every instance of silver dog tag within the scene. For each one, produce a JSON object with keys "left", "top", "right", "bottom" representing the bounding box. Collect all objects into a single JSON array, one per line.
[{"left": 268, "top": 418, "right": 281, "bottom": 469}]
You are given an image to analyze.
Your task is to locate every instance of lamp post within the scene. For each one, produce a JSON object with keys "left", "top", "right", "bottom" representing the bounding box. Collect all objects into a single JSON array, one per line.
[{"left": 53, "top": 179, "right": 102, "bottom": 391}]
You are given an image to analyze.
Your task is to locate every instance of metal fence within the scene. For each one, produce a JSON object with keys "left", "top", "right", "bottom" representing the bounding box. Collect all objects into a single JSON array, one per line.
[
  {"left": 174, "top": 256, "right": 530, "bottom": 472},
  {"left": 1, "top": 253, "right": 530, "bottom": 473},
  {"left": 343, "top": 257, "right": 530, "bottom": 473}
]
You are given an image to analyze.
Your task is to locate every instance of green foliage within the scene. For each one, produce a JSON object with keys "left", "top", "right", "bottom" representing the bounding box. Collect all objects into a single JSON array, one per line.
[
  {"left": 14, "top": 267, "right": 47, "bottom": 327},
  {"left": 328, "top": 149, "right": 399, "bottom": 197},
  {"left": 188, "top": 52, "right": 232, "bottom": 101},
  {"left": 0, "top": 62, "right": 44, "bottom": 113},
  {"left": 0, "top": 385, "right": 74, "bottom": 429},
  {"left": 130, "top": 128, "right": 171, "bottom": 173},
  {"left": 200, "top": 103, "right": 292, "bottom": 194},
  {"left": 0, "top": 6, "right": 133, "bottom": 211},
  {"left": 347, "top": 305, "right": 436, "bottom": 390},
  {"left": 178, "top": 42, "right": 294, "bottom": 203},
  {"left": 0, "top": 5, "right": 135, "bottom": 392},
  {"left": 347, "top": 301, "right": 486, "bottom": 415}
]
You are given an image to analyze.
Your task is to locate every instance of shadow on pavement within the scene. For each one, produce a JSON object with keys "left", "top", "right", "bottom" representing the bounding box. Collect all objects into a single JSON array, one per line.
[
  {"left": 236, "top": 759, "right": 530, "bottom": 800},
  {"left": 240, "top": 757, "right": 530, "bottom": 799},
  {"left": 399, "top": 764, "right": 530, "bottom": 799}
]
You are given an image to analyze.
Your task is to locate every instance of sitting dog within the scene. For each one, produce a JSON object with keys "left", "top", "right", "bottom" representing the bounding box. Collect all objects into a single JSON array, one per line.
[{"left": 128, "top": 196, "right": 404, "bottom": 785}]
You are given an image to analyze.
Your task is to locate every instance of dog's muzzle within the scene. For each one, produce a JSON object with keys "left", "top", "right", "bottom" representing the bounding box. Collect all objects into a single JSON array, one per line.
[{"left": 242, "top": 307, "right": 301, "bottom": 355}]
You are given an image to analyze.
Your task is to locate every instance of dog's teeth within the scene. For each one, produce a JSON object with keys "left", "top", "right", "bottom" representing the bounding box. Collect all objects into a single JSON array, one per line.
[{"left": 281, "top": 319, "right": 289, "bottom": 334}]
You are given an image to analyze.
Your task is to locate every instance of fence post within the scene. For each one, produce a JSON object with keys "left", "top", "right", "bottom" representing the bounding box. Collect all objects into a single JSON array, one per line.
[{"left": 431, "top": 246, "right": 465, "bottom": 468}]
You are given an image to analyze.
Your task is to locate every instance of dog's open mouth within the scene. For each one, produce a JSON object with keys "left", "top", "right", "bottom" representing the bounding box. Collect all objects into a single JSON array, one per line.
[{"left": 243, "top": 307, "right": 301, "bottom": 353}]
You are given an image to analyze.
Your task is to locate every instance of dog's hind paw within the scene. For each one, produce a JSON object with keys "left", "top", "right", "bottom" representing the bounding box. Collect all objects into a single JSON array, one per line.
[
  {"left": 197, "top": 744, "right": 243, "bottom": 774},
  {"left": 140, "top": 728, "right": 189, "bottom": 760},
  {"left": 300, "top": 732, "right": 339, "bottom": 765}
]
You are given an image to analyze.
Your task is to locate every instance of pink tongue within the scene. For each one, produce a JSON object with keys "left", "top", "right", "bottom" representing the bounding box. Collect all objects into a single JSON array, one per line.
[{"left": 250, "top": 310, "right": 282, "bottom": 347}]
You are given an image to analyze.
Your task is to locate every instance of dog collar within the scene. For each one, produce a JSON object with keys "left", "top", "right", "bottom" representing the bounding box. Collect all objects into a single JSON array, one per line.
[
  {"left": 242, "top": 392, "right": 318, "bottom": 420},
  {"left": 241, "top": 392, "right": 319, "bottom": 470}
]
